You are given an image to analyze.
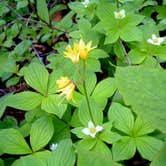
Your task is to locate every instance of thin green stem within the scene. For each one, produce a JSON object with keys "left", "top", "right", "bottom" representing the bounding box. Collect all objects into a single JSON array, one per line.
[
  {"left": 82, "top": 60, "right": 95, "bottom": 124},
  {"left": 116, "top": 0, "right": 120, "bottom": 8}
]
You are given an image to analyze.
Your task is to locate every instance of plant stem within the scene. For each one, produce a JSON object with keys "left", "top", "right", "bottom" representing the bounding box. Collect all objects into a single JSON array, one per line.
[
  {"left": 82, "top": 60, "right": 95, "bottom": 124},
  {"left": 116, "top": 0, "right": 120, "bottom": 8},
  {"left": 119, "top": 39, "right": 131, "bottom": 66}
]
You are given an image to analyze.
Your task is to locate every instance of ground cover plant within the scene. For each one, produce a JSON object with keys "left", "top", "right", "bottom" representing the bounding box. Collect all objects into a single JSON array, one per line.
[{"left": 0, "top": 0, "right": 166, "bottom": 165}]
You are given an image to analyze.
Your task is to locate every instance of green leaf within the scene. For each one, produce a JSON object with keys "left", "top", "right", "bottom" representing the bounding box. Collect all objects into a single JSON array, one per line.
[
  {"left": 136, "top": 136, "right": 163, "bottom": 161},
  {"left": 96, "top": 2, "right": 116, "bottom": 24},
  {"left": 115, "top": 66, "right": 166, "bottom": 133},
  {"left": 16, "top": 0, "right": 28, "bottom": 9},
  {"left": 8, "top": 92, "right": 42, "bottom": 111},
  {"left": 41, "top": 94, "right": 67, "bottom": 118},
  {"left": 88, "top": 49, "right": 109, "bottom": 59},
  {"left": 0, "top": 128, "right": 32, "bottom": 155},
  {"left": 151, "top": 145, "right": 166, "bottom": 166},
  {"left": 91, "top": 140, "right": 112, "bottom": 158},
  {"left": 0, "top": 93, "right": 13, "bottom": 118},
  {"left": 79, "top": 97, "right": 103, "bottom": 126},
  {"left": 36, "top": 0, "right": 50, "bottom": 24},
  {"left": 92, "top": 77, "right": 116, "bottom": 99},
  {"left": 77, "top": 71, "right": 97, "bottom": 95},
  {"left": 133, "top": 117, "right": 155, "bottom": 136},
  {"left": 120, "top": 26, "right": 143, "bottom": 42},
  {"left": 77, "top": 147, "right": 121, "bottom": 166},
  {"left": 112, "top": 136, "right": 136, "bottom": 161},
  {"left": 99, "top": 122, "right": 122, "bottom": 144},
  {"left": 108, "top": 102, "right": 134, "bottom": 135},
  {"left": 77, "top": 138, "right": 97, "bottom": 150},
  {"left": 24, "top": 62, "right": 49, "bottom": 95},
  {"left": 48, "top": 139, "right": 76, "bottom": 166},
  {"left": 113, "top": 41, "right": 125, "bottom": 59},
  {"left": 30, "top": 116, "right": 54, "bottom": 152},
  {"left": 78, "top": 18, "right": 91, "bottom": 36},
  {"left": 0, "top": 3, "right": 9, "bottom": 16},
  {"left": 51, "top": 117, "right": 71, "bottom": 142}
]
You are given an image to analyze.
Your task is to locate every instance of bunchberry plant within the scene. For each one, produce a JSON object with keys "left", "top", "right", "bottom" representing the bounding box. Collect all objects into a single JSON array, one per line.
[{"left": 0, "top": 0, "right": 166, "bottom": 166}]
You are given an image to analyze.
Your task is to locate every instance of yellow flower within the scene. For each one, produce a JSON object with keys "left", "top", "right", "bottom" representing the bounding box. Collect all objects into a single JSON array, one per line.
[
  {"left": 56, "top": 77, "right": 75, "bottom": 100},
  {"left": 64, "top": 42, "right": 79, "bottom": 64},
  {"left": 79, "top": 39, "right": 93, "bottom": 60},
  {"left": 64, "top": 39, "right": 95, "bottom": 63}
]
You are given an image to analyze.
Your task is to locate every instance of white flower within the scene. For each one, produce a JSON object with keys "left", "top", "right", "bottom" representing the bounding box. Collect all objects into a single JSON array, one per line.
[
  {"left": 82, "top": 121, "right": 103, "bottom": 138},
  {"left": 114, "top": 9, "right": 126, "bottom": 19},
  {"left": 82, "top": 0, "right": 90, "bottom": 8},
  {"left": 50, "top": 143, "right": 58, "bottom": 151},
  {"left": 147, "top": 34, "right": 164, "bottom": 46}
]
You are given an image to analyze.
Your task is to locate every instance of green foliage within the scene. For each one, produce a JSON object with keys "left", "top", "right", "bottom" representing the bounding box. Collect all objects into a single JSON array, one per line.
[
  {"left": 108, "top": 103, "right": 163, "bottom": 161},
  {"left": 0, "top": 129, "right": 32, "bottom": 155},
  {"left": 30, "top": 116, "right": 54, "bottom": 152},
  {"left": 48, "top": 139, "right": 75, "bottom": 166},
  {"left": 115, "top": 66, "right": 166, "bottom": 133},
  {"left": 0, "top": 0, "right": 166, "bottom": 165}
]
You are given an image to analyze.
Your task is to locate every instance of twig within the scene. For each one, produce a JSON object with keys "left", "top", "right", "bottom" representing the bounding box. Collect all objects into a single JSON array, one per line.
[
  {"left": 26, "top": 13, "right": 33, "bottom": 27},
  {"left": 1, "top": 1, "right": 67, "bottom": 33},
  {"left": 119, "top": 40, "right": 132, "bottom": 66},
  {"left": 32, "top": 45, "right": 43, "bottom": 64}
]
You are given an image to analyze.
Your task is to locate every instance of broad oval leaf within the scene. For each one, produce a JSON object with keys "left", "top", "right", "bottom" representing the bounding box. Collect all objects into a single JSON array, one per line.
[
  {"left": 41, "top": 94, "right": 67, "bottom": 118},
  {"left": 115, "top": 66, "right": 166, "bottom": 133},
  {"left": 48, "top": 139, "right": 76, "bottom": 166},
  {"left": 30, "top": 116, "right": 54, "bottom": 152},
  {"left": 36, "top": 0, "right": 50, "bottom": 24},
  {"left": 24, "top": 63, "right": 49, "bottom": 95},
  {"left": 112, "top": 136, "right": 136, "bottom": 161},
  {"left": 8, "top": 92, "right": 42, "bottom": 111},
  {"left": 79, "top": 97, "right": 103, "bottom": 126},
  {"left": 92, "top": 77, "right": 116, "bottom": 98},
  {"left": 108, "top": 102, "right": 134, "bottom": 135},
  {"left": 0, "top": 128, "right": 32, "bottom": 155},
  {"left": 136, "top": 136, "right": 163, "bottom": 161}
]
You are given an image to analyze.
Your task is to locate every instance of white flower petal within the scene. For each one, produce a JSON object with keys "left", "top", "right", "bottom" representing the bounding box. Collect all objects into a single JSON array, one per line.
[
  {"left": 114, "top": 12, "right": 118, "bottom": 18},
  {"left": 120, "top": 9, "right": 125, "bottom": 15},
  {"left": 82, "top": 128, "right": 90, "bottom": 136},
  {"left": 158, "top": 37, "right": 164, "bottom": 44},
  {"left": 147, "top": 39, "right": 153, "bottom": 44},
  {"left": 50, "top": 143, "right": 58, "bottom": 151},
  {"left": 89, "top": 132, "right": 96, "bottom": 138},
  {"left": 96, "top": 125, "right": 103, "bottom": 132},
  {"left": 152, "top": 34, "right": 157, "bottom": 40},
  {"left": 88, "top": 121, "right": 95, "bottom": 128}
]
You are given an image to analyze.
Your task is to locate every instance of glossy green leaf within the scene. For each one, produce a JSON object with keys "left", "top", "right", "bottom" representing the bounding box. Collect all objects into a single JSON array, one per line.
[
  {"left": 79, "top": 97, "right": 103, "bottom": 126},
  {"left": 88, "top": 49, "right": 109, "bottom": 59},
  {"left": 36, "top": 0, "right": 50, "bottom": 24},
  {"left": 133, "top": 117, "right": 155, "bottom": 136},
  {"left": 115, "top": 66, "right": 166, "bottom": 133},
  {"left": 112, "top": 136, "right": 136, "bottom": 161},
  {"left": 92, "top": 77, "right": 116, "bottom": 99},
  {"left": 8, "top": 92, "right": 42, "bottom": 111},
  {"left": 108, "top": 102, "right": 134, "bottom": 135},
  {"left": 0, "top": 93, "right": 13, "bottom": 118},
  {"left": 77, "top": 147, "right": 121, "bottom": 166},
  {"left": 151, "top": 145, "right": 166, "bottom": 166},
  {"left": 91, "top": 140, "right": 112, "bottom": 158},
  {"left": 0, "top": 128, "right": 32, "bottom": 155},
  {"left": 30, "top": 116, "right": 54, "bottom": 152},
  {"left": 77, "top": 138, "right": 97, "bottom": 150},
  {"left": 136, "top": 136, "right": 163, "bottom": 161},
  {"left": 41, "top": 94, "right": 67, "bottom": 118},
  {"left": 48, "top": 139, "right": 75, "bottom": 166},
  {"left": 24, "top": 63, "right": 49, "bottom": 95}
]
